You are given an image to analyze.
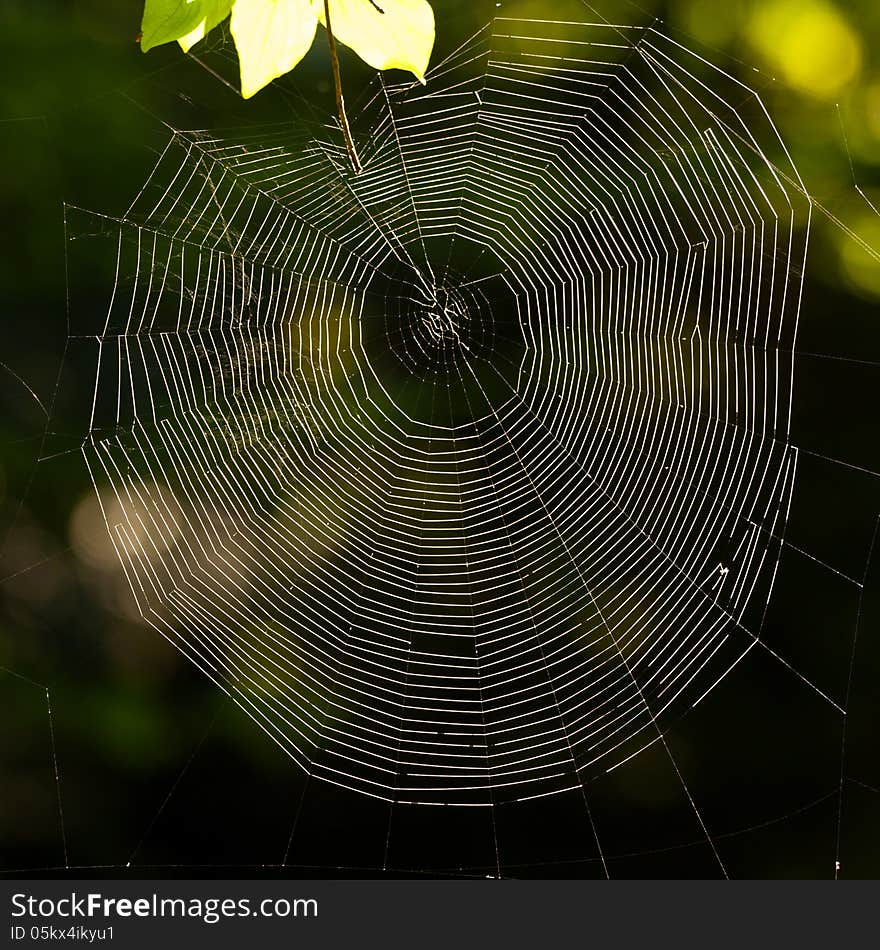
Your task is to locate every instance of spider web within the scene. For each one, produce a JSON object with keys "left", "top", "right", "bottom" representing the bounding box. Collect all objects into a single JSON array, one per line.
[
  {"left": 15, "top": 10, "right": 874, "bottom": 878},
  {"left": 75, "top": 16, "right": 810, "bottom": 811}
]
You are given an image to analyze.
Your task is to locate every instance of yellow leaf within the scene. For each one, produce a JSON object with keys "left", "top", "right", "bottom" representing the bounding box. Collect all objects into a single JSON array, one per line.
[
  {"left": 318, "top": 0, "right": 435, "bottom": 82},
  {"left": 231, "top": 0, "right": 319, "bottom": 99}
]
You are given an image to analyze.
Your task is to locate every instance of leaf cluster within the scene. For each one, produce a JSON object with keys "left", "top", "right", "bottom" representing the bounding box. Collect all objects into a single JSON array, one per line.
[{"left": 141, "top": 0, "right": 435, "bottom": 98}]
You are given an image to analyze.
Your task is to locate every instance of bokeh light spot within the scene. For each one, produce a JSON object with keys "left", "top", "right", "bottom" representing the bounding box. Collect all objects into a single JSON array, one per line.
[
  {"left": 747, "top": 0, "right": 861, "bottom": 99},
  {"left": 838, "top": 207, "right": 880, "bottom": 299}
]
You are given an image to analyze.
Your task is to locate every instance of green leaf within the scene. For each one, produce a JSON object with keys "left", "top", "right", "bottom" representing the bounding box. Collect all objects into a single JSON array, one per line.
[
  {"left": 178, "top": 0, "right": 236, "bottom": 52},
  {"left": 319, "top": 0, "right": 435, "bottom": 81},
  {"left": 140, "top": 0, "right": 233, "bottom": 54},
  {"left": 230, "top": 0, "right": 319, "bottom": 99}
]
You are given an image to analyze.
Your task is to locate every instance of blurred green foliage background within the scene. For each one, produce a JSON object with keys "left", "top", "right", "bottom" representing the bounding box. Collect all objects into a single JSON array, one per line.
[{"left": 0, "top": 0, "right": 878, "bottom": 878}]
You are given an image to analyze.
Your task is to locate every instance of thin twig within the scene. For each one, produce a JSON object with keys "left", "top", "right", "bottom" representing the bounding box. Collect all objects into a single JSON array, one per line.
[{"left": 323, "top": 0, "right": 362, "bottom": 174}]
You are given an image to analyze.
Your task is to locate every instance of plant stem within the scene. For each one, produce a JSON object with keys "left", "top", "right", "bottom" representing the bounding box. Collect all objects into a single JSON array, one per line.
[{"left": 323, "top": 0, "right": 362, "bottom": 174}]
